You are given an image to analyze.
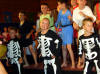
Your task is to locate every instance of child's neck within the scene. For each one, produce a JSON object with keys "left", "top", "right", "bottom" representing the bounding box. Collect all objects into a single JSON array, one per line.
[
  {"left": 41, "top": 29, "right": 49, "bottom": 35},
  {"left": 43, "top": 13, "right": 47, "bottom": 15},
  {"left": 79, "top": 5, "right": 85, "bottom": 10},
  {"left": 62, "top": 8, "right": 67, "bottom": 14},
  {"left": 20, "top": 20, "right": 25, "bottom": 25},
  {"left": 73, "top": 4, "right": 77, "bottom": 8},
  {"left": 84, "top": 31, "right": 92, "bottom": 36}
]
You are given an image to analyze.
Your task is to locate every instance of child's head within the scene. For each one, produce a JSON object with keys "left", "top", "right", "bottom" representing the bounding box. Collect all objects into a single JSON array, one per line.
[
  {"left": 60, "top": 0, "right": 68, "bottom": 10},
  {"left": 18, "top": 11, "right": 26, "bottom": 21},
  {"left": 9, "top": 27, "right": 17, "bottom": 39},
  {"left": 77, "top": 0, "right": 87, "bottom": 7},
  {"left": 40, "top": 18, "right": 50, "bottom": 31},
  {"left": 83, "top": 18, "right": 93, "bottom": 33},
  {"left": 3, "top": 27, "right": 8, "bottom": 32},
  {"left": 41, "top": 3, "right": 48, "bottom": 14},
  {"left": 71, "top": 0, "right": 77, "bottom": 7},
  {"left": 57, "top": 0, "right": 62, "bottom": 12}
]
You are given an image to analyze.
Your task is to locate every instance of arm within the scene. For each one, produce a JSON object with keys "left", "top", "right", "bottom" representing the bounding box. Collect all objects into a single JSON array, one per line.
[
  {"left": 0, "top": 62, "right": 8, "bottom": 74},
  {"left": 55, "top": 11, "right": 61, "bottom": 28}
]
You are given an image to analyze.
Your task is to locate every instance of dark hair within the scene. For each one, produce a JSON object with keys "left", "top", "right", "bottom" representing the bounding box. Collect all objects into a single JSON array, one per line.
[
  {"left": 82, "top": 18, "right": 93, "bottom": 26},
  {"left": 41, "top": 3, "right": 49, "bottom": 7},
  {"left": 9, "top": 27, "right": 17, "bottom": 32},
  {"left": 19, "top": 10, "right": 26, "bottom": 15},
  {"left": 59, "top": 0, "right": 70, "bottom": 9},
  {"left": 58, "top": 0, "right": 68, "bottom": 4}
]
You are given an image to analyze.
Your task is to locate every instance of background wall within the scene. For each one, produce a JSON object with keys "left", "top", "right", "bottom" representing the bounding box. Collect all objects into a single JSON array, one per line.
[{"left": 0, "top": 0, "right": 98, "bottom": 23}]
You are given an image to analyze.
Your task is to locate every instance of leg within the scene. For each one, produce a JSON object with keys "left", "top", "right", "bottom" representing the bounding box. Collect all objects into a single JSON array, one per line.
[
  {"left": 83, "top": 61, "right": 89, "bottom": 74},
  {"left": 94, "top": 60, "right": 100, "bottom": 74},
  {"left": 23, "top": 47, "right": 29, "bottom": 67},
  {"left": 28, "top": 45, "right": 38, "bottom": 66},
  {"left": 67, "top": 44, "right": 75, "bottom": 68},
  {"left": 51, "top": 58, "right": 57, "bottom": 74},
  {"left": 61, "top": 45, "right": 67, "bottom": 67},
  {"left": 44, "top": 60, "right": 48, "bottom": 74}
]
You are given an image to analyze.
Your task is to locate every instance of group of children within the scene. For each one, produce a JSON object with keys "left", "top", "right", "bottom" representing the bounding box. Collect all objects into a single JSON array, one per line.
[{"left": 0, "top": 0, "right": 100, "bottom": 74}]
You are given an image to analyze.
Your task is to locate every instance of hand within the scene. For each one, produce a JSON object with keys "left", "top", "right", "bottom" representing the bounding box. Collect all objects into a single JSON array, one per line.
[
  {"left": 26, "top": 34, "right": 30, "bottom": 39},
  {"left": 51, "top": 55, "right": 55, "bottom": 59},
  {"left": 73, "top": 22, "right": 79, "bottom": 30},
  {"left": 79, "top": 12, "right": 86, "bottom": 17},
  {"left": 6, "top": 61, "right": 10, "bottom": 67},
  {"left": 68, "top": 15, "right": 72, "bottom": 21},
  {"left": 19, "top": 58, "right": 23, "bottom": 64},
  {"left": 39, "top": 54, "right": 42, "bottom": 58},
  {"left": 96, "top": 20, "right": 100, "bottom": 25}
]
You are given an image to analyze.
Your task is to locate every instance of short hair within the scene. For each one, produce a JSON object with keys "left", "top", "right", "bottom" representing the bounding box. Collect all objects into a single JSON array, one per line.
[
  {"left": 41, "top": 3, "right": 49, "bottom": 7},
  {"left": 19, "top": 10, "right": 26, "bottom": 15},
  {"left": 82, "top": 18, "right": 93, "bottom": 26},
  {"left": 41, "top": 18, "right": 50, "bottom": 24},
  {"left": 8, "top": 27, "right": 17, "bottom": 32}
]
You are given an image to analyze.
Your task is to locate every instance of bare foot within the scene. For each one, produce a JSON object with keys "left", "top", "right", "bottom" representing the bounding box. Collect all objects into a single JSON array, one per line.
[
  {"left": 71, "top": 65, "right": 75, "bottom": 69},
  {"left": 34, "top": 63, "right": 38, "bottom": 68},
  {"left": 61, "top": 63, "right": 67, "bottom": 68}
]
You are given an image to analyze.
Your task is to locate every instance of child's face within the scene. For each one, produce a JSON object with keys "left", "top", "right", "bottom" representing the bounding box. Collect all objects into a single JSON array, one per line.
[
  {"left": 83, "top": 21, "right": 93, "bottom": 33},
  {"left": 57, "top": 2, "right": 62, "bottom": 12},
  {"left": 9, "top": 30, "right": 16, "bottom": 39},
  {"left": 40, "top": 19, "right": 49, "bottom": 31},
  {"left": 61, "top": 3, "right": 66, "bottom": 10},
  {"left": 71, "top": 0, "right": 77, "bottom": 6},
  {"left": 4, "top": 27, "right": 7, "bottom": 32},
  {"left": 18, "top": 13, "right": 25, "bottom": 21},
  {"left": 41, "top": 5, "right": 48, "bottom": 14},
  {"left": 77, "top": 0, "right": 86, "bottom": 7}
]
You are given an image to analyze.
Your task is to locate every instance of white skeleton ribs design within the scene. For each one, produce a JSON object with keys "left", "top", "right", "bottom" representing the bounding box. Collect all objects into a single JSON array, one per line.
[
  {"left": 79, "top": 35, "right": 100, "bottom": 74},
  {"left": 38, "top": 35, "right": 59, "bottom": 74},
  {"left": 7, "top": 40, "right": 21, "bottom": 74}
]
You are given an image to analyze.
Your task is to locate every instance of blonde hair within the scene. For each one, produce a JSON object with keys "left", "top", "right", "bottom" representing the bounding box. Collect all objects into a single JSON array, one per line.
[{"left": 82, "top": 18, "right": 93, "bottom": 27}]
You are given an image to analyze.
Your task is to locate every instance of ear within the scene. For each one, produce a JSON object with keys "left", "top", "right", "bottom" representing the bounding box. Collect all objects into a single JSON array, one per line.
[{"left": 82, "top": 25, "right": 85, "bottom": 30}]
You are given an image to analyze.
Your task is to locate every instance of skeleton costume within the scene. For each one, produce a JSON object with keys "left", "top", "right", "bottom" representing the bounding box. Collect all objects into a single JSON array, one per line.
[
  {"left": 38, "top": 30, "right": 62, "bottom": 74},
  {"left": 78, "top": 33, "right": 100, "bottom": 74},
  {"left": 7, "top": 38, "right": 23, "bottom": 74}
]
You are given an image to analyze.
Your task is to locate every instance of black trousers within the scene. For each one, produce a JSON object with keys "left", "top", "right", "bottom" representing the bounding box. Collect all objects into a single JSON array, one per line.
[
  {"left": 8, "top": 63, "right": 23, "bottom": 74},
  {"left": 84, "top": 59, "right": 100, "bottom": 74},
  {"left": 44, "top": 58, "right": 62, "bottom": 74}
]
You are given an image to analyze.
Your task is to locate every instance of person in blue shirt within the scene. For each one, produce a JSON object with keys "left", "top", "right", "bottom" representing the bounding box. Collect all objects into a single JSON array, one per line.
[{"left": 55, "top": 0, "right": 75, "bottom": 68}]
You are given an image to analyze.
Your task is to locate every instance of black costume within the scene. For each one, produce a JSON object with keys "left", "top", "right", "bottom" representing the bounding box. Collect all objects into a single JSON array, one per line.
[
  {"left": 78, "top": 33, "right": 100, "bottom": 74},
  {"left": 37, "top": 30, "right": 62, "bottom": 74},
  {"left": 7, "top": 38, "right": 23, "bottom": 74},
  {"left": 19, "top": 21, "right": 33, "bottom": 47}
]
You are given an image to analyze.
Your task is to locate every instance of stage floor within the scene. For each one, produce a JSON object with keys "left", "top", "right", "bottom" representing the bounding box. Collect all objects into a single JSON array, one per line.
[{"left": 8, "top": 63, "right": 96, "bottom": 74}]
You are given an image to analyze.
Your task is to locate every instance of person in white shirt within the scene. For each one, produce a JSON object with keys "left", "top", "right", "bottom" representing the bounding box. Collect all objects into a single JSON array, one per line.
[
  {"left": 73, "top": 0, "right": 96, "bottom": 69},
  {"left": 73, "top": 0, "right": 96, "bottom": 38}
]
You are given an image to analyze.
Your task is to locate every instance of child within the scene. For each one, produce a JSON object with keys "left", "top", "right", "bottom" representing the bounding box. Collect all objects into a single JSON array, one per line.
[
  {"left": 73, "top": 0, "right": 96, "bottom": 38},
  {"left": 7, "top": 27, "right": 23, "bottom": 74},
  {"left": 18, "top": 11, "right": 38, "bottom": 67},
  {"left": 55, "top": 0, "right": 75, "bottom": 68},
  {"left": 37, "top": 18, "right": 62, "bottom": 74},
  {"left": 40, "top": 3, "right": 55, "bottom": 31},
  {"left": 78, "top": 18, "right": 100, "bottom": 74}
]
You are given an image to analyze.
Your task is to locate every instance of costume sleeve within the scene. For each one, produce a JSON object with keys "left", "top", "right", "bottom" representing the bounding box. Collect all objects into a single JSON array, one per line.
[
  {"left": 19, "top": 40, "right": 24, "bottom": 57},
  {"left": 86, "top": 6, "right": 96, "bottom": 22},
  {"left": 73, "top": 9, "right": 79, "bottom": 25},
  {"left": 55, "top": 11, "right": 61, "bottom": 27},
  {"left": 51, "top": 31, "right": 62, "bottom": 57},
  {"left": 78, "top": 37, "right": 83, "bottom": 58},
  {"left": 95, "top": 35, "right": 100, "bottom": 48}
]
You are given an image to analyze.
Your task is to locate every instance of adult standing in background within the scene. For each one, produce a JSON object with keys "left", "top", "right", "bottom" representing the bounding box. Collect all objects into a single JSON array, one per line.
[{"left": 18, "top": 11, "right": 38, "bottom": 67}]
